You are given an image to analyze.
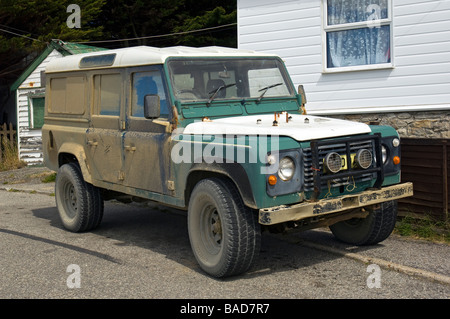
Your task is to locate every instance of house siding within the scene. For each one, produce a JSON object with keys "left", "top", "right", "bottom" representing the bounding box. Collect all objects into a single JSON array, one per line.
[
  {"left": 16, "top": 49, "right": 63, "bottom": 164},
  {"left": 238, "top": 0, "right": 450, "bottom": 115}
]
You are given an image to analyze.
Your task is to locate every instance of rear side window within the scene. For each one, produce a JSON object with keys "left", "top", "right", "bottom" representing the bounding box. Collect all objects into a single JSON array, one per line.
[
  {"left": 49, "top": 76, "right": 86, "bottom": 114},
  {"left": 93, "top": 74, "right": 121, "bottom": 116}
]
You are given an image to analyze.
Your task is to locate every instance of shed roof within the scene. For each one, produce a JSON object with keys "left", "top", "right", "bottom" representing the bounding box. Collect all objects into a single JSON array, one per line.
[
  {"left": 45, "top": 45, "right": 279, "bottom": 73},
  {"left": 10, "top": 40, "right": 107, "bottom": 91}
]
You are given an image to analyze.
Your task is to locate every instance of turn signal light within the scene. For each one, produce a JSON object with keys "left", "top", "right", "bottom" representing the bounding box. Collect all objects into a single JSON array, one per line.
[
  {"left": 393, "top": 156, "right": 400, "bottom": 165},
  {"left": 268, "top": 175, "right": 277, "bottom": 185}
]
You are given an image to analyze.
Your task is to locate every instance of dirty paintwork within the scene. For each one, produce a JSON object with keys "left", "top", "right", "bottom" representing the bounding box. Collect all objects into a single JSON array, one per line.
[{"left": 42, "top": 46, "right": 412, "bottom": 229}]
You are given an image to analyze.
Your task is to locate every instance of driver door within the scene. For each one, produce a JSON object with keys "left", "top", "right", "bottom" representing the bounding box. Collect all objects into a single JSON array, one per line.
[{"left": 122, "top": 66, "right": 172, "bottom": 194}]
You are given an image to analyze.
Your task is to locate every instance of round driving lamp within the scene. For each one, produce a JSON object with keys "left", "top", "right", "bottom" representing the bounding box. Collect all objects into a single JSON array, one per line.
[
  {"left": 324, "top": 152, "right": 342, "bottom": 174},
  {"left": 355, "top": 149, "right": 373, "bottom": 169}
]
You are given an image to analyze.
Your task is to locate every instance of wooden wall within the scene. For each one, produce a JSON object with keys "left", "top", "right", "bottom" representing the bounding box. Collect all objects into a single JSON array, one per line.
[{"left": 399, "top": 138, "right": 449, "bottom": 221}]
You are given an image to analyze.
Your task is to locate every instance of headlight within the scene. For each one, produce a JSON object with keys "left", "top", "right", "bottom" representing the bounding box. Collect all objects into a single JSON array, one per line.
[
  {"left": 381, "top": 145, "right": 388, "bottom": 164},
  {"left": 278, "top": 157, "right": 295, "bottom": 181}
]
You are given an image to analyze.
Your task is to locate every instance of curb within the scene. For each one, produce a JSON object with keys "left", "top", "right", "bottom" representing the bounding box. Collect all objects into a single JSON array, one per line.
[
  {"left": 271, "top": 233, "right": 450, "bottom": 286},
  {"left": 0, "top": 183, "right": 55, "bottom": 196}
]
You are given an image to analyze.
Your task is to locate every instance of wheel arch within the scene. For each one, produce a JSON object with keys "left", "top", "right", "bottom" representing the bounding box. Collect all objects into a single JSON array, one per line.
[
  {"left": 57, "top": 142, "right": 92, "bottom": 184},
  {"left": 185, "top": 162, "right": 257, "bottom": 209}
]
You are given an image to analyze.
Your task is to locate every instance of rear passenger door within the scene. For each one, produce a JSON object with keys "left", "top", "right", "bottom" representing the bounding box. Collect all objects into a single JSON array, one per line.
[
  {"left": 86, "top": 71, "right": 125, "bottom": 184},
  {"left": 122, "top": 66, "right": 172, "bottom": 194}
]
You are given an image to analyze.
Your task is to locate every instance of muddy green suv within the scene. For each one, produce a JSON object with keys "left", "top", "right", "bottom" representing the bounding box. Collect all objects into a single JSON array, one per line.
[{"left": 43, "top": 46, "right": 413, "bottom": 278}]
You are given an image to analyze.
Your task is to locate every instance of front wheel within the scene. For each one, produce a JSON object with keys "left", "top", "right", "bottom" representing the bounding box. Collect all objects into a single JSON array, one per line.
[
  {"left": 329, "top": 200, "right": 398, "bottom": 245},
  {"left": 188, "top": 178, "right": 261, "bottom": 278}
]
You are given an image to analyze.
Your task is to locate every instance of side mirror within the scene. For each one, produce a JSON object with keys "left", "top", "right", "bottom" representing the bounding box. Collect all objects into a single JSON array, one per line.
[
  {"left": 144, "top": 94, "right": 160, "bottom": 119},
  {"left": 297, "top": 85, "right": 307, "bottom": 105}
]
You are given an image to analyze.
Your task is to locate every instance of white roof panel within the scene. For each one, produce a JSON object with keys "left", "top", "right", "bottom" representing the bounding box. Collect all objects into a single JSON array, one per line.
[{"left": 45, "top": 45, "right": 278, "bottom": 73}]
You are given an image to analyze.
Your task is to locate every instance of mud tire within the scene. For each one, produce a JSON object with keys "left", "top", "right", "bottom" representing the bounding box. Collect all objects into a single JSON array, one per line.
[
  {"left": 55, "top": 163, "right": 104, "bottom": 232},
  {"left": 188, "top": 178, "right": 261, "bottom": 278},
  {"left": 330, "top": 200, "right": 398, "bottom": 245}
]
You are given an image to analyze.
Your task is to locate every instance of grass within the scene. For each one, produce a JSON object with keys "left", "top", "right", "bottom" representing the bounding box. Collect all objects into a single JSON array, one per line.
[
  {"left": 0, "top": 139, "right": 27, "bottom": 171},
  {"left": 41, "top": 172, "right": 56, "bottom": 183},
  {"left": 395, "top": 215, "right": 450, "bottom": 244}
]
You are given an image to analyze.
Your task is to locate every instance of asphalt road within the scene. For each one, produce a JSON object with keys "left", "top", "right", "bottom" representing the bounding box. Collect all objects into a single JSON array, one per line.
[{"left": 0, "top": 188, "right": 449, "bottom": 302}]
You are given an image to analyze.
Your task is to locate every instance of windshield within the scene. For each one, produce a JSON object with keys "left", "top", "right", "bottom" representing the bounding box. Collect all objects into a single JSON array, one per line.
[{"left": 167, "top": 58, "right": 295, "bottom": 103}]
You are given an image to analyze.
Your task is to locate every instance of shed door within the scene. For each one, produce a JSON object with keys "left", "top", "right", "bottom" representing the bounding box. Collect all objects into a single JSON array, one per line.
[{"left": 30, "top": 97, "right": 45, "bottom": 129}]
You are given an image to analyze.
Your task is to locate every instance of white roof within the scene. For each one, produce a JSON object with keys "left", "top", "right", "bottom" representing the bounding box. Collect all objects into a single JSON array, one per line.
[{"left": 45, "top": 45, "right": 278, "bottom": 73}]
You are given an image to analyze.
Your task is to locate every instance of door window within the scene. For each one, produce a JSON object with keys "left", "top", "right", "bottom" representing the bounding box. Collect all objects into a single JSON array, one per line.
[{"left": 131, "top": 71, "right": 169, "bottom": 118}]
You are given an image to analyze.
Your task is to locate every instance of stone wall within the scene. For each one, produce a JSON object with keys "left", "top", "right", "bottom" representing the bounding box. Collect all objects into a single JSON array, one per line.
[{"left": 330, "top": 111, "right": 450, "bottom": 139}]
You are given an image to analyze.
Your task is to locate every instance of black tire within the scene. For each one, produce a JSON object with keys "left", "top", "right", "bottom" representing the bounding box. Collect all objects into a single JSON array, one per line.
[
  {"left": 55, "top": 163, "right": 104, "bottom": 232},
  {"left": 329, "top": 200, "right": 398, "bottom": 245},
  {"left": 188, "top": 178, "right": 261, "bottom": 278}
]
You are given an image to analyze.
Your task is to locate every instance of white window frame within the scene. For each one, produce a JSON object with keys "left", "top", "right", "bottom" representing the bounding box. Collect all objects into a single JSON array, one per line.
[{"left": 322, "top": 0, "right": 394, "bottom": 73}]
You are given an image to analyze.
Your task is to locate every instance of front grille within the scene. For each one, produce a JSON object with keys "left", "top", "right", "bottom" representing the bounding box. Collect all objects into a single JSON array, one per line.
[{"left": 303, "top": 137, "right": 381, "bottom": 193}]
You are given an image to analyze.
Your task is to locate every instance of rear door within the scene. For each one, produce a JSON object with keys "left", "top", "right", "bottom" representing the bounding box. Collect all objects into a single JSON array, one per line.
[{"left": 86, "top": 71, "right": 125, "bottom": 184}]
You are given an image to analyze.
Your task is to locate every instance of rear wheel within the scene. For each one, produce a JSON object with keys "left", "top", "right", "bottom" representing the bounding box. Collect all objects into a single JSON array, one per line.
[
  {"left": 188, "top": 178, "right": 261, "bottom": 278},
  {"left": 55, "top": 163, "right": 104, "bottom": 232},
  {"left": 330, "top": 200, "right": 398, "bottom": 245}
]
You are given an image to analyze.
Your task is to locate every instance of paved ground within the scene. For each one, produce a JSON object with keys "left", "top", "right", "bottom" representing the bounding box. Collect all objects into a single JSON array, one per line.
[{"left": 0, "top": 166, "right": 449, "bottom": 303}]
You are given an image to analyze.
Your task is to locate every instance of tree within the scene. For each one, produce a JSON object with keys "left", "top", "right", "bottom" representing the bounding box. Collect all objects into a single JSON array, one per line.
[
  {"left": 0, "top": 0, "right": 105, "bottom": 84},
  {"left": 174, "top": 6, "right": 237, "bottom": 47},
  {"left": 97, "top": 0, "right": 236, "bottom": 48},
  {"left": 0, "top": 0, "right": 238, "bottom": 85}
]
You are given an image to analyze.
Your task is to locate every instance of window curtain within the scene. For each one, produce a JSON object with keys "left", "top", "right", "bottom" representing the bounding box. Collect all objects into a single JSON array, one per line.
[{"left": 327, "top": 0, "right": 390, "bottom": 68}]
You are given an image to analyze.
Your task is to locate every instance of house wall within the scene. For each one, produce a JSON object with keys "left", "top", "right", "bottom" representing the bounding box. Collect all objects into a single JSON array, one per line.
[
  {"left": 237, "top": 0, "right": 450, "bottom": 134},
  {"left": 16, "top": 49, "right": 63, "bottom": 164}
]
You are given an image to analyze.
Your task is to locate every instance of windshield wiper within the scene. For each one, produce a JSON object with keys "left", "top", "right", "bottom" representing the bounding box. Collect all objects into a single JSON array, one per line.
[
  {"left": 207, "top": 83, "right": 236, "bottom": 107},
  {"left": 256, "top": 83, "right": 283, "bottom": 104}
]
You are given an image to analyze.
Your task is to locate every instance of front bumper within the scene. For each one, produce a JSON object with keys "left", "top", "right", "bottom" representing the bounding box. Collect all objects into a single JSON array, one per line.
[{"left": 259, "top": 182, "right": 413, "bottom": 225}]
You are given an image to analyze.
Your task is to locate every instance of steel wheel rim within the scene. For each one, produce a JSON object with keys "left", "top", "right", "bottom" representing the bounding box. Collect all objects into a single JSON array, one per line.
[
  {"left": 63, "top": 181, "right": 78, "bottom": 218},
  {"left": 200, "top": 204, "right": 222, "bottom": 255}
]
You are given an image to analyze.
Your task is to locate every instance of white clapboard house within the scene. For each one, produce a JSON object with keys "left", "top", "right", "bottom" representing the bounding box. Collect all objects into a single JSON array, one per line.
[
  {"left": 10, "top": 40, "right": 106, "bottom": 164},
  {"left": 237, "top": 0, "right": 450, "bottom": 120}
]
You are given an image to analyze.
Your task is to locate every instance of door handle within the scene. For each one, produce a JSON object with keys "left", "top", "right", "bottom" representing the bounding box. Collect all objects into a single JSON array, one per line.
[
  {"left": 87, "top": 140, "right": 98, "bottom": 147},
  {"left": 125, "top": 145, "right": 136, "bottom": 152}
]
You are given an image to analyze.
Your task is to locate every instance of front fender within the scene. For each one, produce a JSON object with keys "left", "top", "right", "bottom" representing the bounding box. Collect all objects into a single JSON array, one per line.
[{"left": 187, "top": 161, "right": 257, "bottom": 209}]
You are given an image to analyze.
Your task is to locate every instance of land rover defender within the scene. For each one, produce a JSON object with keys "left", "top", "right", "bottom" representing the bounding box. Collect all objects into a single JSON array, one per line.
[{"left": 42, "top": 46, "right": 413, "bottom": 278}]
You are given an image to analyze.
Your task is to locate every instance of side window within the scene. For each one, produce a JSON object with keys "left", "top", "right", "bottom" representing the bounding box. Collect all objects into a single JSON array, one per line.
[
  {"left": 94, "top": 74, "right": 121, "bottom": 116},
  {"left": 131, "top": 71, "right": 169, "bottom": 118},
  {"left": 49, "top": 76, "right": 85, "bottom": 114}
]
